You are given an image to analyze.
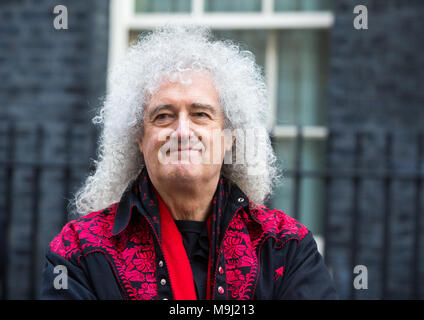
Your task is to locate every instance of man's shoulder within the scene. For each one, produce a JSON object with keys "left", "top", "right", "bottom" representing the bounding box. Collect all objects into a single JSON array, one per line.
[
  {"left": 71, "top": 202, "right": 119, "bottom": 233},
  {"left": 248, "top": 202, "right": 310, "bottom": 244},
  {"left": 48, "top": 203, "right": 119, "bottom": 260}
]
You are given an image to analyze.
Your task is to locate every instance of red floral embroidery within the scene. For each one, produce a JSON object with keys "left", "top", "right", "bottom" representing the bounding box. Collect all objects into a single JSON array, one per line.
[
  {"left": 49, "top": 203, "right": 158, "bottom": 300},
  {"left": 220, "top": 203, "right": 309, "bottom": 300}
]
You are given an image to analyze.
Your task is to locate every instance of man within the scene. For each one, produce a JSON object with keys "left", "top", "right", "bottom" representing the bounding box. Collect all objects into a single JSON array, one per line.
[{"left": 41, "top": 25, "right": 338, "bottom": 300}]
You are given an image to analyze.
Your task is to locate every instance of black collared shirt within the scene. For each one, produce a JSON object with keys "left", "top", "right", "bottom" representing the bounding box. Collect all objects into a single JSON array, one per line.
[{"left": 174, "top": 220, "right": 209, "bottom": 299}]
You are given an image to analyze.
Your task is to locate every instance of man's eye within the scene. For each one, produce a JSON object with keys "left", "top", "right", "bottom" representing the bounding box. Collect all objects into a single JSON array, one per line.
[
  {"left": 156, "top": 114, "right": 171, "bottom": 120},
  {"left": 193, "top": 112, "right": 208, "bottom": 117}
]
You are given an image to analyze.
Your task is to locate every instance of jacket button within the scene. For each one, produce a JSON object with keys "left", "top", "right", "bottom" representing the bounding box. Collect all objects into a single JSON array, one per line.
[
  {"left": 158, "top": 260, "right": 164, "bottom": 267},
  {"left": 160, "top": 278, "right": 167, "bottom": 286},
  {"left": 218, "top": 286, "right": 224, "bottom": 294},
  {"left": 218, "top": 266, "right": 224, "bottom": 275},
  {"left": 237, "top": 197, "right": 244, "bottom": 203}
]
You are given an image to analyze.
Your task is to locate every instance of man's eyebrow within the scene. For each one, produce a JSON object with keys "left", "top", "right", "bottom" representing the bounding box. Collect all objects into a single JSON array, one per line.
[
  {"left": 190, "top": 103, "right": 217, "bottom": 116},
  {"left": 148, "top": 103, "right": 218, "bottom": 119},
  {"left": 148, "top": 104, "right": 174, "bottom": 119}
]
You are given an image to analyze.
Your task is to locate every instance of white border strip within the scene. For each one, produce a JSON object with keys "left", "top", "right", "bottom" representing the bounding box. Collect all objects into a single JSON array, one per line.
[
  {"left": 127, "top": 12, "right": 334, "bottom": 30},
  {"left": 272, "top": 126, "right": 329, "bottom": 139},
  {"left": 107, "top": 0, "right": 132, "bottom": 91}
]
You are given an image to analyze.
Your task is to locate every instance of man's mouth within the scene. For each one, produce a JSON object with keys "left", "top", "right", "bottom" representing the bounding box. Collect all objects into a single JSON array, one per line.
[{"left": 166, "top": 148, "right": 203, "bottom": 155}]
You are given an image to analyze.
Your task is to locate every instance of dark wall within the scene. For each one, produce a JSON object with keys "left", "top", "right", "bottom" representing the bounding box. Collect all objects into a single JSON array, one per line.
[
  {"left": 326, "top": 0, "right": 424, "bottom": 299},
  {"left": 0, "top": 0, "right": 109, "bottom": 299},
  {"left": 1, "top": 0, "right": 109, "bottom": 123}
]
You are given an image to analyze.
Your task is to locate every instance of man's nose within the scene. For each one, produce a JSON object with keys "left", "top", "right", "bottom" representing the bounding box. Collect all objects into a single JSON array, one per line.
[{"left": 175, "top": 114, "right": 191, "bottom": 141}]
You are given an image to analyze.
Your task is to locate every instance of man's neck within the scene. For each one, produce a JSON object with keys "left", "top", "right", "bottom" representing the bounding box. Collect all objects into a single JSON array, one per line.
[{"left": 152, "top": 175, "right": 220, "bottom": 221}]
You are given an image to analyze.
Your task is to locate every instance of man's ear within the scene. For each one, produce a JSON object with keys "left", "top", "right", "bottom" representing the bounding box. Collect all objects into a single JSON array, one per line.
[
  {"left": 223, "top": 130, "right": 235, "bottom": 153},
  {"left": 136, "top": 135, "right": 143, "bottom": 154}
]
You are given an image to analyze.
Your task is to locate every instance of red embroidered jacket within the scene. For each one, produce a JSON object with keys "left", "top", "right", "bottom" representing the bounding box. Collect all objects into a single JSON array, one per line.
[{"left": 41, "top": 169, "right": 338, "bottom": 300}]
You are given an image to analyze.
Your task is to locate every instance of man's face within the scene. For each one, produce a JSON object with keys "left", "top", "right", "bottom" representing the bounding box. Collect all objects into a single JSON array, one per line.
[{"left": 138, "top": 72, "right": 232, "bottom": 187}]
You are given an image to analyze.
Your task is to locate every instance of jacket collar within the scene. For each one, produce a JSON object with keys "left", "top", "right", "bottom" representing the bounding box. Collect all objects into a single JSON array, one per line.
[{"left": 112, "top": 167, "right": 250, "bottom": 237}]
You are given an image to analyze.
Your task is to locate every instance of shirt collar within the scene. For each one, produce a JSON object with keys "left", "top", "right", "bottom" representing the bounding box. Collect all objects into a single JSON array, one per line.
[{"left": 112, "top": 168, "right": 159, "bottom": 236}]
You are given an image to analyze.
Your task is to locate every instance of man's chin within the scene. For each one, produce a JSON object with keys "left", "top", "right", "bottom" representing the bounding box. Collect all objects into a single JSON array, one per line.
[{"left": 162, "top": 164, "right": 204, "bottom": 183}]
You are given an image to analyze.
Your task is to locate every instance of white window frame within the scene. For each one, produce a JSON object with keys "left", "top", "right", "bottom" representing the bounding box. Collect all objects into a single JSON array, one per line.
[{"left": 108, "top": 0, "right": 334, "bottom": 255}]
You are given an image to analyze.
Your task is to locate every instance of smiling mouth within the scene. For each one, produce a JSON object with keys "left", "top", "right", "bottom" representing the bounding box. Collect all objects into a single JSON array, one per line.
[
  {"left": 169, "top": 148, "right": 202, "bottom": 152},
  {"left": 166, "top": 149, "right": 202, "bottom": 156}
]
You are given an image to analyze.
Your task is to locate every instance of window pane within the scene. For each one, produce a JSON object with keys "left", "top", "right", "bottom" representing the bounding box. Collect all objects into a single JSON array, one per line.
[
  {"left": 272, "top": 138, "right": 325, "bottom": 170},
  {"left": 274, "top": 0, "right": 333, "bottom": 11},
  {"left": 205, "top": 0, "right": 261, "bottom": 12},
  {"left": 135, "top": 0, "right": 191, "bottom": 13},
  {"left": 276, "top": 30, "right": 329, "bottom": 126},
  {"left": 299, "top": 177, "right": 324, "bottom": 234},
  {"left": 271, "top": 138, "right": 325, "bottom": 234},
  {"left": 212, "top": 30, "right": 267, "bottom": 69}
]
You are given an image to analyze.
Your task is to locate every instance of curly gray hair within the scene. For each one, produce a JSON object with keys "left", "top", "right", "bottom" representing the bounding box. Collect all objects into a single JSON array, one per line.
[{"left": 71, "top": 24, "right": 280, "bottom": 216}]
